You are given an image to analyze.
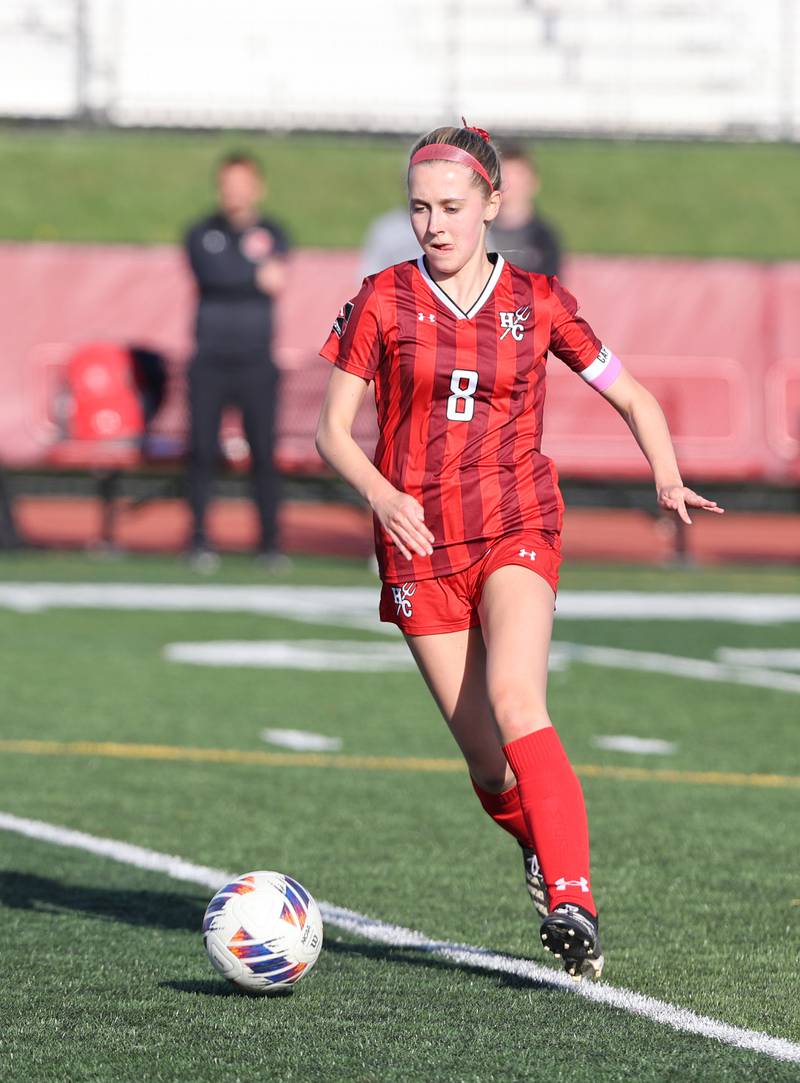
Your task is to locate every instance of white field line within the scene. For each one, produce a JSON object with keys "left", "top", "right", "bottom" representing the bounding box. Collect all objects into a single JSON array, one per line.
[
  {"left": 164, "top": 640, "right": 415, "bottom": 671},
  {"left": 1, "top": 811, "right": 798, "bottom": 1066},
  {"left": 554, "top": 642, "right": 800, "bottom": 696},
  {"left": 717, "top": 648, "right": 800, "bottom": 670},
  {"left": 162, "top": 638, "right": 800, "bottom": 696},
  {"left": 1, "top": 583, "right": 800, "bottom": 626},
  {"left": 0, "top": 583, "right": 382, "bottom": 630},
  {"left": 591, "top": 736, "right": 676, "bottom": 755},
  {"left": 260, "top": 729, "right": 343, "bottom": 753},
  {"left": 557, "top": 592, "right": 800, "bottom": 626}
]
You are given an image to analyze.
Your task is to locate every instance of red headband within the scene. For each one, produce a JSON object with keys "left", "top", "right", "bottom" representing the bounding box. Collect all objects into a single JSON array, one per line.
[{"left": 409, "top": 144, "right": 493, "bottom": 190}]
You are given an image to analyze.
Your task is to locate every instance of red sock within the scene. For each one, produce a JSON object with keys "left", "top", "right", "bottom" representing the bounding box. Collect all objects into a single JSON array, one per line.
[
  {"left": 503, "top": 727, "right": 596, "bottom": 915},
  {"left": 470, "top": 778, "right": 533, "bottom": 847}
]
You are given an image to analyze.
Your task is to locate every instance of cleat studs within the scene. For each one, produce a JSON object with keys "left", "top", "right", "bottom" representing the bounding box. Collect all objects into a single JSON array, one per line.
[
  {"left": 568, "top": 929, "right": 575, "bottom": 937},
  {"left": 541, "top": 933, "right": 547, "bottom": 941},
  {"left": 554, "top": 953, "right": 561, "bottom": 959},
  {"left": 544, "top": 945, "right": 551, "bottom": 952},
  {"left": 584, "top": 940, "right": 590, "bottom": 948},
  {"left": 587, "top": 948, "right": 594, "bottom": 956}
]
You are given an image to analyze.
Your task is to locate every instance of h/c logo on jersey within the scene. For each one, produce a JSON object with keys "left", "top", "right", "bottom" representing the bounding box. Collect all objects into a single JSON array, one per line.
[
  {"left": 499, "top": 305, "right": 531, "bottom": 342},
  {"left": 391, "top": 582, "right": 417, "bottom": 618}
]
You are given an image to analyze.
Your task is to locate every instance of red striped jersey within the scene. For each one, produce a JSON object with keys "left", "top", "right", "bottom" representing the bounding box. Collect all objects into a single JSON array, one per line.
[{"left": 320, "top": 254, "right": 620, "bottom": 584}]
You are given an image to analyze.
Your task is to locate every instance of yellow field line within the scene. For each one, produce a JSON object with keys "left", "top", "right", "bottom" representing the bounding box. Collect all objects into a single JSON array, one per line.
[
  {"left": 0, "top": 738, "right": 798, "bottom": 790},
  {"left": 0, "top": 739, "right": 463, "bottom": 774},
  {"left": 574, "top": 763, "right": 800, "bottom": 789}
]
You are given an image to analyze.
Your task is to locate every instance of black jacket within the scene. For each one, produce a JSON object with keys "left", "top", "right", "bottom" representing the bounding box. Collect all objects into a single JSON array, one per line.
[
  {"left": 488, "top": 215, "right": 561, "bottom": 278},
  {"left": 185, "top": 212, "right": 290, "bottom": 358}
]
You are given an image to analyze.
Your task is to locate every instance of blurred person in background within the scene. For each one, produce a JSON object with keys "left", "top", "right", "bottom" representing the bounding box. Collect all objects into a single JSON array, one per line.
[
  {"left": 359, "top": 199, "right": 421, "bottom": 279},
  {"left": 488, "top": 142, "right": 561, "bottom": 276},
  {"left": 184, "top": 152, "right": 290, "bottom": 571},
  {"left": 0, "top": 470, "right": 20, "bottom": 549}
]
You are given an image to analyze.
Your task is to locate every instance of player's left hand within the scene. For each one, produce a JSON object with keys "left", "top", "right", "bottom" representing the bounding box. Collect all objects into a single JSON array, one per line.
[{"left": 657, "top": 485, "right": 724, "bottom": 525}]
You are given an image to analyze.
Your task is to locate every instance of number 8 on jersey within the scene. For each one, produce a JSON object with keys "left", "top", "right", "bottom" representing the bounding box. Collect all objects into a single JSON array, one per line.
[{"left": 447, "top": 368, "right": 479, "bottom": 422}]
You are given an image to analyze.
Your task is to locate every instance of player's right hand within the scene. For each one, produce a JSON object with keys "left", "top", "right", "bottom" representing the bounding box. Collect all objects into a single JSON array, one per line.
[{"left": 372, "top": 489, "right": 434, "bottom": 560}]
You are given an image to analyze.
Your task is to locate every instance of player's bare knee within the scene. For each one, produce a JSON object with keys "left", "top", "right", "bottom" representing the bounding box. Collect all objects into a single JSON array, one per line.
[
  {"left": 489, "top": 687, "right": 550, "bottom": 742},
  {"left": 470, "top": 764, "right": 516, "bottom": 793}
]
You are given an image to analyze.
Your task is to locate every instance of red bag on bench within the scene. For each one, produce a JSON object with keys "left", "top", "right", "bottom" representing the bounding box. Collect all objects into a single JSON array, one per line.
[{"left": 67, "top": 342, "right": 144, "bottom": 443}]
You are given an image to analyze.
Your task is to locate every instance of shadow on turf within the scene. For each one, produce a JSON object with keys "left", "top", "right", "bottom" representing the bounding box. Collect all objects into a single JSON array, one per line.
[
  {"left": 161, "top": 980, "right": 294, "bottom": 998},
  {"left": 322, "top": 938, "right": 560, "bottom": 993},
  {"left": 162, "top": 940, "right": 560, "bottom": 997},
  {"left": 1, "top": 872, "right": 560, "bottom": 994},
  {"left": 0, "top": 870, "right": 207, "bottom": 930}
]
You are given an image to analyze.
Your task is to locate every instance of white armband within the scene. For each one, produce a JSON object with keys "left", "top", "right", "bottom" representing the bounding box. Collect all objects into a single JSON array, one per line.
[{"left": 579, "top": 345, "right": 622, "bottom": 392}]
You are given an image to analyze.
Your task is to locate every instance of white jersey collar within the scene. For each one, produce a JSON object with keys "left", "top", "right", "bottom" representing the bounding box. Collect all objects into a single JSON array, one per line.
[{"left": 417, "top": 253, "right": 505, "bottom": 321}]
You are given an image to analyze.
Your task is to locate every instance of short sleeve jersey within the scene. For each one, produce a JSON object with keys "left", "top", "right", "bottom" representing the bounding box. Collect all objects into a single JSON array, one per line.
[{"left": 320, "top": 255, "right": 618, "bottom": 584}]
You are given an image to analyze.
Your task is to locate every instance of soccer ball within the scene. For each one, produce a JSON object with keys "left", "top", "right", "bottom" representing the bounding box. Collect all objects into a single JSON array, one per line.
[{"left": 202, "top": 871, "right": 323, "bottom": 994}]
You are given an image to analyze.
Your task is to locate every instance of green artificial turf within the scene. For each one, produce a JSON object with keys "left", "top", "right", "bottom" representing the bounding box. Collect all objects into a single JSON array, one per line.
[
  {"left": 1, "top": 126, "right": 799, "bottom": 259},
  {"left": 0, "top": 549, "right": 798, "bottom": 592},
  {"left": 0, "top": 555, "right": 798, "bottom": 1081}
]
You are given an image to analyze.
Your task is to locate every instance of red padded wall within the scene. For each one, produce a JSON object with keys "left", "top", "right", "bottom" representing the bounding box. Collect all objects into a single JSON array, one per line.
[{"left": 0, "top": 242, "right": 797, "bottom": 481}]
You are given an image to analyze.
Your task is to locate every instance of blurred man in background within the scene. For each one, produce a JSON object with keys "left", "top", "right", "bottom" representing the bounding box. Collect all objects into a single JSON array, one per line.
[
  {"left": 185, "top": 152, "right": 290, "bottom": 571},
  {"left": 488, "top": 142, "right": 562, "bottom": 277}
]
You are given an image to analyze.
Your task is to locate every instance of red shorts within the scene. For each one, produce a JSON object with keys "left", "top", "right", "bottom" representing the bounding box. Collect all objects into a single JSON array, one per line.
[{"left": 379, "top": 530, "right": 561, "bottom": 636}]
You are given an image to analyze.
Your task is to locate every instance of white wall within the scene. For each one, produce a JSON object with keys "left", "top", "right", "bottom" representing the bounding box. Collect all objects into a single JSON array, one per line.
[{"left": 1, "top": 0, "right": 798, "bottom": 139}]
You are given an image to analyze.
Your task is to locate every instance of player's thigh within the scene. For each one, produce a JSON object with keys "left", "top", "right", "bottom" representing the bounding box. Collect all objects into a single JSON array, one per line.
[
  {"left": 478, "top": 565, "right": 555, "bottom": 740},
  {"left": 404, "top": 627, "right": 512, "bottom": 791}
]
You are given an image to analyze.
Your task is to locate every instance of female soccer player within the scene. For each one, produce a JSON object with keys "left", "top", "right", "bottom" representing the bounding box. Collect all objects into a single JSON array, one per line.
[{"left": 315, "top": 124, "right": 723, "bottom": 980}]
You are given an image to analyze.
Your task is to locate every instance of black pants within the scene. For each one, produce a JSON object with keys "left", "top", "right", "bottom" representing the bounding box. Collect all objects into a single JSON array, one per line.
[
  {"left": 0, "top": 469, "right": 20, "bottom": 549},
  {"left": 187, "top": 355, "right": 280, "bottom": 551}
]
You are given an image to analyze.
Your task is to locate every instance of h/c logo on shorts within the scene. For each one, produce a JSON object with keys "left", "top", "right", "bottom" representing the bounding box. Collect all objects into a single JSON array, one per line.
[{"left": 391, "top": 582, "right": 417, "bottom": 618}]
